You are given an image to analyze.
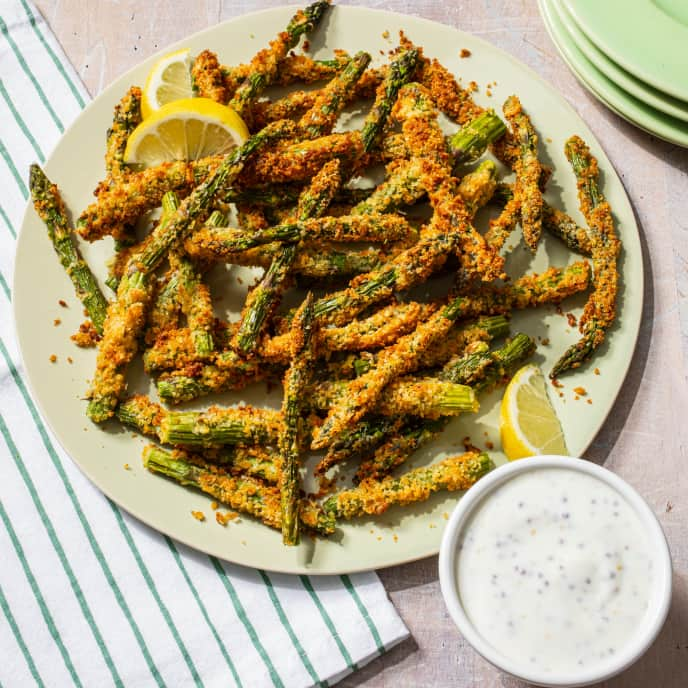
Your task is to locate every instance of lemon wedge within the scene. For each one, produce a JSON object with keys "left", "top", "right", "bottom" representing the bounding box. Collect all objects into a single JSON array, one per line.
[
  {"left": 141, "top": 48, "right": 194, "bottom": 119},
  {"left": 499, "top": 363, "right": 568, "bottom": 460},
  {"left": 124, "top": 98, "right": 249, "bottom": 167}
]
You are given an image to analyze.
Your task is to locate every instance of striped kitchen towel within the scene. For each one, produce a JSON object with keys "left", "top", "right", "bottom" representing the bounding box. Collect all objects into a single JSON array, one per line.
[{"left": 0, "top": 2, "right": 409, "bottom": 686}]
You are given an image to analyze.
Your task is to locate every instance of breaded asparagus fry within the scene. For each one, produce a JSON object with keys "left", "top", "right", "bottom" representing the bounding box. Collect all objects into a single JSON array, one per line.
[
  {"left": 503, "top": 95, "right": 543, "bottom": 251},
  {"left": 86, "top": 195, "right": 179, "bottom": 422},
  {"left": 312, "top": 292, "right": 486, "bottom": 449},
  {"left": 491, "top": 182, "right": 592, "bottom": 255},
  {"left": 143, "top": 446, "right": 335, "bottom": 535},
  {"left": 551, "top": 136, "right": 620, "bottom": 377},
  {"left": 324, "top": 451, "right": 493, "bottom": 519},
  {"left": 191, "top": 50, "right": 229, "bottom": 103},
  {"left": 263, "top": 301, "right": 436, "bottom": 363},
  {"left": 116, "top": 396, "right": 283, "bottom": 483},
  {"left": 310, "top": 377, "right": 477, "bottom": 418},
  {"left": 355, "top": 334, "right": 535, "bottom": 482},
  {"left": 279, "top": 294, "right": 318, "bottom": 545},
  {"left": 103, "top": 86, "right": 142, "bottom": 183},
  {"left": 190, "top": 213, "right": 416, "bottom": 253},
  {"left": 29, "top": 165, "right": 109, "bottom": 335},
  {"left": 145, "top": 270, "right": 181, "bottom": 346},
  {"left": 297, "top": 51, "right": 371, "bottom": 138},
  {"left": 159, "top": 405, "right": 282, "bottom": 447},
  {"left": 78, "top": 156, "right": 222, "bottom": 241},
  {"left": 233, "top": 159, "right": 341, "bottom": 354},
  {"left": 361, "top": 49, "right": 420, "bottom": 152},
  {"left": 314, "top": 416, "right": 403, "bottom": 478},
  {"left": 229, "top": 1, "right": 331, "bottom": 123},
  {"left": 250, "top": 68, "right": 383, "bottom": 130}
]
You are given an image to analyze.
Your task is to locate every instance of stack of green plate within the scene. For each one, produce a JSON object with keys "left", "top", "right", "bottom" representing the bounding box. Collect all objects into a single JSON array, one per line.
[{"left": 538, "top": 0, "right": 688, "bottom": 146}]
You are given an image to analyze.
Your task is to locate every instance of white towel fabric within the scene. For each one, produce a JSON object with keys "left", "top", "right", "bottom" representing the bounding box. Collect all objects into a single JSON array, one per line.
[{"left": 0, "top": 2, "right": 409, "bottom": 686}]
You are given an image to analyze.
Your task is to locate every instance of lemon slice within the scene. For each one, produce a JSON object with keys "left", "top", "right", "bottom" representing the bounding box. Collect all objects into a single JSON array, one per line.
[
  {"left": 124, "top": 98, "right": 249, "bottom": 167},
  {"left": 141, "top": 48, "right": 194, "bottom": 119},
  {"left": 500, "top": 363, "right": 568, "bottom": 460}
]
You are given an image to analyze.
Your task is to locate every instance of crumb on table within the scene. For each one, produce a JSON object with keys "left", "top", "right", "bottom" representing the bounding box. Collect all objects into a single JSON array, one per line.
[
  {"left": 460, "top": 48, "right": 471, "bottom": 58},
  {"left": 49, "top": 354, "right": 57, "bottom": 363},
  {"left": 191, "top": 510, "right": 206, "bottom": 522}
]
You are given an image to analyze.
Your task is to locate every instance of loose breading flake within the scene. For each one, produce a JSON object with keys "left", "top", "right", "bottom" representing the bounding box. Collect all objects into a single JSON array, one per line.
[{"left": 191, "top": 510, "right": 206, "bottom": 522}]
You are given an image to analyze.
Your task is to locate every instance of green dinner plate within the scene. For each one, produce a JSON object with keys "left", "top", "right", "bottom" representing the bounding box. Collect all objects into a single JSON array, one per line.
[
  {"left": 557, "top": 0, "right": 688, "bottom": 123},
  {"left": 562, "top": 0, "right": 688, "bottom": 102},
  {"left": 14, "top": 4, "right": 644, "bottom": 574},
  {"left": 539, "top": 0, "right": 688, "bottom": 147}
]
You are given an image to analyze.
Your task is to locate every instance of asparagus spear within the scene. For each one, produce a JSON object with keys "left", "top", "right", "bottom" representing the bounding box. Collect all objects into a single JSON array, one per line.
[
  {"left": 145, "top": 270, "right": 181, "bottom": 346},
  {"left": 279, "top": 294, "right": 318, "bottom": 546},
  {"left": 233, "top": 159, "right": 341, "bottom": 354},
  {"left": 143, "top": 446, "right": 335, "bottom": 535},
  {"left": 171, "top": 209, "right": 224, "bottom": 357},
  {"left": 416, "top": 50, "right": 483, "bottom": 126},
  {"left": 191, "top": 50, "right": 229, "bottom": 103},
  {"left": 159, "top": 405, "right": 282, "bottom": 448},
  {"left": 190, "top": 213, "right": 416, "bottom": 252},
  {"left": 551, "top": 136, "right": 620, "bottom": 377},
  {"left": 324, "top": 451, "right": 493, "bottom": 519},
  {"left": 229, "top": 1, "right": 331, "bottom": 121},
  {"left": 491, "top": 183, "right": 592, "bottom": 255},
  {"left": 115, "top": 396, "right": 283, "bottom": 483},
  {"left": 311, "top": 292, "right": 487, "bottom": 450},
  {"left": 503, "top": 95, "right": 543, "bottom": 251},
  {"left": 261, "top": 301, "right": 435, "bottom": 364},
  {"left": 297, "top": 51, "right": 372, "bottom": 139},
  {"left": 310, "top": 377, "right": 478, "bottom": 418},
  {"left": 86, "top": 193, "right": 179, "bottom": 422},
  {"left": 29, "top": 165, "right": 109, "bottom": 335},
  {"left": 77, "top": 156, "right": 223, "bottom": 242},
  {"left": 315, "top": 170, "right": 505, "bottom": 326},
  {"left": 361, "top": 49, "right": 420, "bottom": 152},
  {"left": 314, "top": 416, "right": 403, "bottom": 478},
  {"left": 250, "top": 68, "right": 383, "bottom": 130},
  {"left": 355, "top": 334, "right": 535, "bottom": 482},
  {"left": 104, "top": 86, "right": 142, "bottom": 182}
]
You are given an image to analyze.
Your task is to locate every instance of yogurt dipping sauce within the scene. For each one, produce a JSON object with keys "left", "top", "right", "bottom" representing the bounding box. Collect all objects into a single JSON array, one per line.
[
  {"left": 456, "top": 467, "right": 653, "bottom": 675},
  {"left": 439, "top": 457, "right": 672, "bottom": 686}
]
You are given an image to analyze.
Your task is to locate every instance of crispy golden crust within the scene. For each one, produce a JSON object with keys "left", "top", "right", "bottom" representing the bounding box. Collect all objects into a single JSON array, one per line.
[
  {"left": 191, "top": 50, "right": 229, "bottom": 103},
  {"left": 87, "top": 278, "right": 152, "bottom": 417},
  {"left": 393, "top": 82, "right": 449, "bottom": 166},
  {"left": 78, "top": 157, "right": 222, "bottom": 241},
  {"left": 261, "top": 301, "right": 436, "bottom": 363},
  {"left": 240, "top": 132, "right": 367, "bottom": 185},
  {"left": 427, "top": 176, "right": 504, "bottom": 281},
  {"left": 569, "top": 137, "right": 619, "bottom": 334},
  {"left": 397, "top": 33, "right": 483, "bottom": 126},
  {"left": 503, "top": 95, "right": 543, "bottom": 251},
  {"left": 103, "top": 86, "right": 142, "bottom": 184},
  {"left": 326, "top": 451, "right": 489, "bottom": 518}
]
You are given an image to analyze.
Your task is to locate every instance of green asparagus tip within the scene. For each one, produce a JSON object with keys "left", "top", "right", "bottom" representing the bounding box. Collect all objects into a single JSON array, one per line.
[
  {"left": 550, "top": 326, "right": 599, "bottom": 378},
  {"left": 86, "top": 398, "right": 115, "bottom": 424}
]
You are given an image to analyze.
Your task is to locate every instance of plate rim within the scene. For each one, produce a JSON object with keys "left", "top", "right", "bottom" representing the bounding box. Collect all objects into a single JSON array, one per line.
[
  {"left": 555, "top": 0, "right": 688, "bottom": 123},
  {"left": 540, "top": 0, "right": 688, "bottom": 147},
  {"left": 561, "top": 0, "right": 688, "bottom": 102},
  {"left": 13, "top": 3, "right": 645, "bottom": 574}
]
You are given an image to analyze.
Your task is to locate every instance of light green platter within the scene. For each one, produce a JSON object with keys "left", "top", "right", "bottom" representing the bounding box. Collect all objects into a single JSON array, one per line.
[
  {"left": 562, "top": 0, "right": 688, "bottom": 102},
  {"left": 540, "top": 0, "right": 688, "bottom": 147},
  {"left": 557, "top": 0, "right": 688, "bottom": 122},
  {"left": 14, "top": 5, "right": 643, "bottom": 574}
]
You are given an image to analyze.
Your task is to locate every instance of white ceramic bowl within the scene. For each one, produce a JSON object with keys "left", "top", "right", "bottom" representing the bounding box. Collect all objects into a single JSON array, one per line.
[{"left": 439, "top": 456, "right": 672, "bottom": 687}]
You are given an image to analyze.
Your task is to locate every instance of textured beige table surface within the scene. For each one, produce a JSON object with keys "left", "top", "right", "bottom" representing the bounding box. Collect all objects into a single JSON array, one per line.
[{"left": 33, "top": 1, "right": 688, "bottom": 685}]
